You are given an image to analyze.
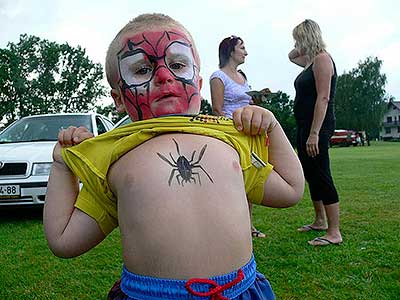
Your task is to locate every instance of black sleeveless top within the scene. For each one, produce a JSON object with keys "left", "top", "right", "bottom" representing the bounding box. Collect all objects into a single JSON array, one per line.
[{"left": 293, "top": 57, "right": 337, "bottom": 130}]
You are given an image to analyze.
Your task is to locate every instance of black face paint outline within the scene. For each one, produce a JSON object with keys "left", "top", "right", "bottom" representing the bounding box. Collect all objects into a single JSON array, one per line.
[
  {"left": 119, "top": 41, "right": 196, "bottom": 87},
  {"left": 157, "top": 139, "right": 214, "bottom": 186},
  {"left": 116, "top": 31, "right": 200, "bottom": 120}
]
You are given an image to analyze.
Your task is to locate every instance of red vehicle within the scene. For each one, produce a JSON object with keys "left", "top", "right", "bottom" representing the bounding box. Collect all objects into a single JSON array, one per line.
[{"left": 330, "top": 129, "right": 358, "bottom": 147}]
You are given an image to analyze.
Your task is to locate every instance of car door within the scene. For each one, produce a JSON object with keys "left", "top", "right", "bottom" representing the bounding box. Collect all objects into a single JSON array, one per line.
[{"left": 95, "top": 115, "right": 114, "bottom": 135}]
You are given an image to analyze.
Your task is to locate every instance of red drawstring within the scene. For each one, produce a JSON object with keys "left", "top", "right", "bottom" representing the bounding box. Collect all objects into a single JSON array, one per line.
[
  {"left": 185, "top": 269, "right": 244, "bottom": 300},
  {"left": 265, "top": 135, "right": 270, "bottom": 147}
]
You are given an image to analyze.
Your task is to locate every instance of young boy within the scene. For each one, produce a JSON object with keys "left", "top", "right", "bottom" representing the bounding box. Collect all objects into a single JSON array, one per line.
[{"left": 44, "top": 13, "right": 304, "bottom": 300}]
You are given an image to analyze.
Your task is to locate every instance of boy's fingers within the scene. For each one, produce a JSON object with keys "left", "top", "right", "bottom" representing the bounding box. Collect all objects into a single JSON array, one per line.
[
  {"left": 240, "top": 108, "right": 253, "bottom": 135},
  {"left": 260, "top": 114, "right": 271, "bottom": 135},
  {"left": 232, "top": 108, "right": 244, "bottom": 131},
  {"left": 58, "top": 129, "right": 65, "bottom": 145},
  {"left": 72, "top": 127, "right": 94, "bottom": 144},
  {"left": 57, "top": 126, "right": 93, "bottom": 146},
  {"left": 74, "top": 132, "right": 94, "bottom": 143},
  {"left": 58, "top": 128, "right": 71, "bottom": 146},
  {"left": 250, "top": 112, "right": 262, "bottom": 135},
  {"left": 65, "top": 126, "right": 77, "bottom": 146},
  {"left": 59, "top": 126, "right": 77, "bottom": 147}
]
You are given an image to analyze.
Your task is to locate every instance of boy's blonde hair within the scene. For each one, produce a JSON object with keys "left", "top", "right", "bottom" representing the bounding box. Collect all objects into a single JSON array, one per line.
[
  {"left": 106, "top": 13, "right": 200, "bottom": 88},
  {"left": 292, "top": 19, "right": 326, "bottom": 60}
]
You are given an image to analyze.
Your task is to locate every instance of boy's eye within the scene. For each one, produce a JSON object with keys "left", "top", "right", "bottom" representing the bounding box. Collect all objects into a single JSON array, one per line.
[
  {"left": 119, "top": 52, "right": 154, "bottom": 86},
  {"left": 169, "top": 62, "right": 186, "bottom": 70},
  {"left": 134, "top": 66, "right": 152, "bottom": 75},
  {"left": 165, "top": 42, "right": 195, "bottom": 80}
]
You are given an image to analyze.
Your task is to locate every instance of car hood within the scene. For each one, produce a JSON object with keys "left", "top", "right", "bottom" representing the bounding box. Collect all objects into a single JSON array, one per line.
[{"left": 0, "top": 141, "right": 56, "bottom": 162}]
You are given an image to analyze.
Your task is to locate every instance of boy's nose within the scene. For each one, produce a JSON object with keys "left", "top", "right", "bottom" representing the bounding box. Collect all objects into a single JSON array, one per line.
[{"left": 154, "top": 67, "right": 174, "bottom": 86}]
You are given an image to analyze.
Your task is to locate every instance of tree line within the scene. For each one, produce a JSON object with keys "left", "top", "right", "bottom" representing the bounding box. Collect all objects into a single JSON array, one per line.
[
  {"left": 0, "top": 34, "right": 106, "bottom": 126},
  {"left": 0, "top": 34, "right": 393, "bottom": 142}
]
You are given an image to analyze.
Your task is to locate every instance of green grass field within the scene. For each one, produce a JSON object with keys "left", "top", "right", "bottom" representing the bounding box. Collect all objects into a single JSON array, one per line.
[{"left": 0, "top": 141, "right": 399, "bottom": 299}]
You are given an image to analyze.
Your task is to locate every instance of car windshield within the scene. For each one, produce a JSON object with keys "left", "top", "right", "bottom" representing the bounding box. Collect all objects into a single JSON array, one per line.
[
  {"left": 115, "top": 116, "right": 132, "bottom": 128},
  {"left": 0, "top": 115, "right": 93, "bottom": 143}
]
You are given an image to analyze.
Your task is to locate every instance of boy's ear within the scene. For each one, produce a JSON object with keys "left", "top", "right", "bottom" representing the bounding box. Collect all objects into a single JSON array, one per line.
[
  {"left": 111, "top": 88, "right": 126, "bottom": 113},
  {"left": 198, "top": 76, "right": 203, "bottom": 91}
]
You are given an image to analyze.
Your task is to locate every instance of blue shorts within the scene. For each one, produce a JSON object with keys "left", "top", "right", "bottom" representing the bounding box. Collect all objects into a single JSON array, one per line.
[{"left": 107, "top": 255, "right": 275, "bottom": 300}]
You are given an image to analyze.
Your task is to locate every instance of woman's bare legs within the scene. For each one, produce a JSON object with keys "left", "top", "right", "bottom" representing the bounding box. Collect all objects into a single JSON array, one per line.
[
  {"left": 298, "top": 200, "right": 327, "bottom": 231},
  {"left": 308, "top": 202, "right": 342, "bottom": 245},
  {"left": 249, "top": 202, "right": 266, "bottom": 238},
  {"left": 312, "top": 200, "right": 327, "bottom": 228}
]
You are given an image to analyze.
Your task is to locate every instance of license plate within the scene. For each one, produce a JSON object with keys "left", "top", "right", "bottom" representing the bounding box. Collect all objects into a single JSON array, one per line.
[{"left": 0, "top": 185, "right": 20, "bottom": 198}]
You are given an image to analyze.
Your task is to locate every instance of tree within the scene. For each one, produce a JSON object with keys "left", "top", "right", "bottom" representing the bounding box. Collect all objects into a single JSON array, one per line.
[
  {"left": 200, "top": 98, "right": 212, "bottom": 115},
  {"left": 95, "top": 103, "right": 127, "bottom": 124},
  {"left": 334, "top": 56, "right": 388, "bottom": 138},
  {"left": 0, "top": 34, "right": 106, "bottom": 126},
  {"left": 257, "top": 91, "right": 296, "bottom": 145}
]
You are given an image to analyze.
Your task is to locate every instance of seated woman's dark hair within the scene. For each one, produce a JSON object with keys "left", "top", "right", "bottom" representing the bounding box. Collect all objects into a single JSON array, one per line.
[{"left": 218, "top": 35, "right": 243, "bottom": 68}]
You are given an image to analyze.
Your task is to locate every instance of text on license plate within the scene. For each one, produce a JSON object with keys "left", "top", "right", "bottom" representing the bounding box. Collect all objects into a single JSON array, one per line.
[{"left": 0, "top": 185, "right": 20, "bottom": 197}]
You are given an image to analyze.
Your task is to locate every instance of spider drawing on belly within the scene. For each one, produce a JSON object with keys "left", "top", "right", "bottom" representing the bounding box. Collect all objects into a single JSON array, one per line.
[{"left": 156, "top": 139, "right": 214, "bottom": 186}]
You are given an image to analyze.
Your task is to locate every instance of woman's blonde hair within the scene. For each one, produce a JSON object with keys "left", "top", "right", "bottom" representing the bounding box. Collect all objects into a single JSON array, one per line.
[
  {"left": 292, "top": 19, "right": 326, "bottom": 60},
  {"left": 105, "top": 13, "right": 200, "bottom": 88}
]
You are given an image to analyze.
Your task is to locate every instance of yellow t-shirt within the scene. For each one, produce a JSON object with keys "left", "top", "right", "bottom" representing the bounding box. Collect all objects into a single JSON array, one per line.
[{"left": 62, "top": 115, "right": 274, "bottom": 235}]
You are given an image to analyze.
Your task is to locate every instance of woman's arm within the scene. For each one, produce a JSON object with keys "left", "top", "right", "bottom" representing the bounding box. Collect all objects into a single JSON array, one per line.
[
  {"left": 306, "top": 53, "right": 333, "bottom": 157},
  {"left": 210, "top": 77, "right": 225, "bottom": 116},
  {"left": 288, "top": 48, "right": 308, "bottom": 67}
]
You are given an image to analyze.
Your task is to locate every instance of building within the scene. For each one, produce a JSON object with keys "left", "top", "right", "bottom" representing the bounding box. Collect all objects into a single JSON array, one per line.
[{"left": 380, "top": 100, "right": 400, "bottom": 140}]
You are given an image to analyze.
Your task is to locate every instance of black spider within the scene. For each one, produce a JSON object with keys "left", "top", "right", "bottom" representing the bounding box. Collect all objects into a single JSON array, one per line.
[{"left": 157, "top": 139, "right": 214, "bottom": 186}]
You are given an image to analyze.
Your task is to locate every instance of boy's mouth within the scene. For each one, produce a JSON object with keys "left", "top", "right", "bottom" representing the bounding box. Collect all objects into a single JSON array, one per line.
[{"left": 154, "top": 93, "right": 180, "bottom": 103}]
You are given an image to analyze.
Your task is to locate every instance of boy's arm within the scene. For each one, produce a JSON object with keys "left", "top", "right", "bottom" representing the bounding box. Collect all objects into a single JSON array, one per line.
[
  {"left": 232, "top": 106, "right": 304, "bottom": 208},
  {"left": 260, "top": 120, "right": 304, "bottom": 207},
  {"left": 43, "top": 126, "right": 106, "bottom": 258}
]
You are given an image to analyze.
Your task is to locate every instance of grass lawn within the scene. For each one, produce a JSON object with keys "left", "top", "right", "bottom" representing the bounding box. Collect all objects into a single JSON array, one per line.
[{"left": 0, "top": 141, "right": 399, "bottom": 299}]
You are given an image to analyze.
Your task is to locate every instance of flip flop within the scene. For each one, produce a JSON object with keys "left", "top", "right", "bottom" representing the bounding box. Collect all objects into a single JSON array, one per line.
[
  {"left": 251, "top": 230, "right": 266, "bottom": 238},
  {"left": 297, "top": 225, "right": 327, "bottom": 232},
  {"left": 308, "top": 237, "right": 342, "bottom": 246}
]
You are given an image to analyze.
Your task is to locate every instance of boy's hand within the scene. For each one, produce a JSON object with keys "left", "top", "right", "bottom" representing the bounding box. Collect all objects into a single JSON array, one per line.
[
  {"left": 232, "top": 106, "right": 278, "bottom": 136},
  {"left": 53, "top": 126, "right": 94, "bottom": 164}
]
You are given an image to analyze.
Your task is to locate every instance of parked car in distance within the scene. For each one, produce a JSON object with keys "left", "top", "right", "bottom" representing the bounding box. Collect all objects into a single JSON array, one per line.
[
  {"left": 0, "top": 113, "right": 114, "bottom": 207},
  {"left": 113, "top": 115, "right": 131, "bottom": 128},
  {"left": 330, "top": 129, "right": 358, "bottom": 147}
]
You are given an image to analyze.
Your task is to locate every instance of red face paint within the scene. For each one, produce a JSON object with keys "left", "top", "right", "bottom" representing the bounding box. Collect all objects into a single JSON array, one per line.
[{"left": 117, "top": 30, "right": 201, "bottom": 121}]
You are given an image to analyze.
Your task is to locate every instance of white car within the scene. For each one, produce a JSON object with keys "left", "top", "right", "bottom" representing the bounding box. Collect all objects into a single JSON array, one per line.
[
  {"left": 0, "top": 113, "right": 114, "bottom": 207},
  {"left": 113, "top": 115, "right": 131, "bottom": 128}
]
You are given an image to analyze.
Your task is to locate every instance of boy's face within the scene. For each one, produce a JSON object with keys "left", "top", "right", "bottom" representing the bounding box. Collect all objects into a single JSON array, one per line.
[{"left": 113, "top": 29, "right": 202, "bottom": 121}]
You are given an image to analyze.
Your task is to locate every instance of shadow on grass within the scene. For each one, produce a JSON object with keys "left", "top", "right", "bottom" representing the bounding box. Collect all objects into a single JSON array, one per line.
[{"left": 0, "top": 206, "right": 43, "bottom": 223}]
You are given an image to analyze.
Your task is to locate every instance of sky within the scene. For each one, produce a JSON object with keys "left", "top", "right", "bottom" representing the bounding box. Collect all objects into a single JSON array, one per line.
[{"left": 1, "top": 0, "right": 399, "bottom": 107}]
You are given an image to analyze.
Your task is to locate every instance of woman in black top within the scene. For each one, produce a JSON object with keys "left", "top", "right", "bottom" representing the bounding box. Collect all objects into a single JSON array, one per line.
[{"left": 289, "top": 19, "right": 342, "bottom": 246}]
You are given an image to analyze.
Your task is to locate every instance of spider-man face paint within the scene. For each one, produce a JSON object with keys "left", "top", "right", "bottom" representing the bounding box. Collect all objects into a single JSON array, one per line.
[{"left": 117, "top": 30, "right": 201, "bottom": 121}]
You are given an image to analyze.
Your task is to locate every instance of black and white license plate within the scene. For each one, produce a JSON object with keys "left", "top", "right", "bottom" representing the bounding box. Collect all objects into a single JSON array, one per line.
[{"left": 0, "top": 185, "right": 20, "bottom": 198}]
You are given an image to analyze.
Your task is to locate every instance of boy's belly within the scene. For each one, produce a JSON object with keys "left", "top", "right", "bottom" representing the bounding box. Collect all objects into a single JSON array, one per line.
[{"left": 108, "top": 133, "right": 253, "bottom": 279}]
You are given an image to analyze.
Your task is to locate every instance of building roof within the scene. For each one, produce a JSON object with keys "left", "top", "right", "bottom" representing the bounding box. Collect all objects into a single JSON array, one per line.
[{"left": 388, "top": 100, "right": 400, "bottom": 110}]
